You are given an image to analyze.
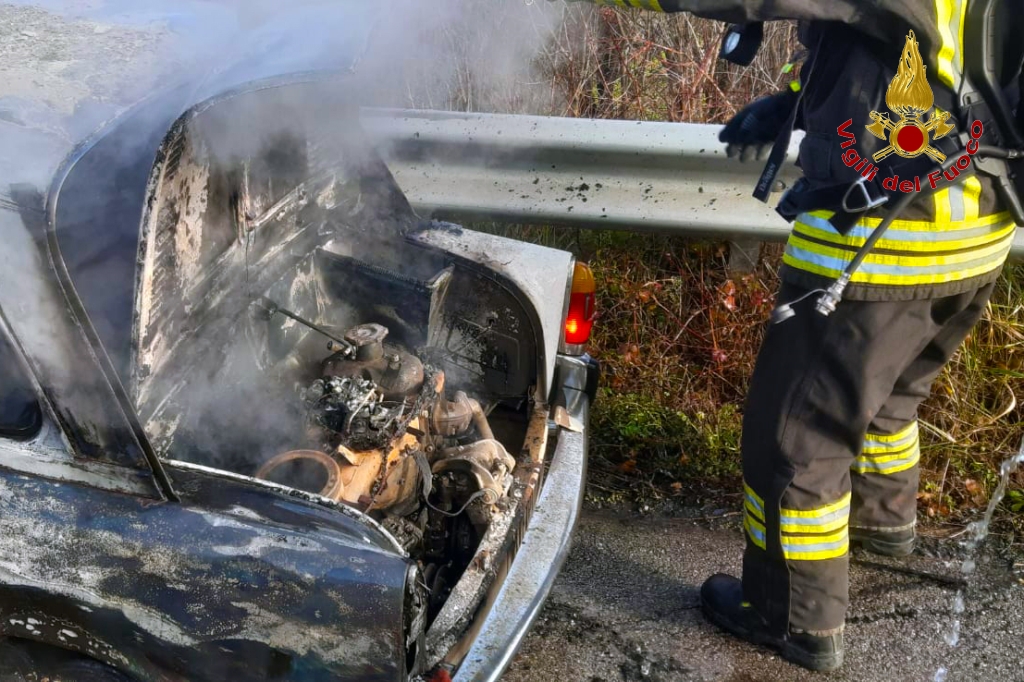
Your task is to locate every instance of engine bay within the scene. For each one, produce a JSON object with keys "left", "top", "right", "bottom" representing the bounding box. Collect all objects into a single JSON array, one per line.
[
  {"left": 121, "top": 81, "right": 558, "bottom": 658},
  {"left": 249, "top": 307, "right": 519, "bottom": 616},
  {"left": 136, "top": 240, "right": 539, "bottom": 632}
]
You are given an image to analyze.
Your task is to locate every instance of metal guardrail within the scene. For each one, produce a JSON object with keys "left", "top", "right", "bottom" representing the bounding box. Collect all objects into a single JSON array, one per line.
[{"left": 362, "top": 108, "right": 1024, "bottom": 256}]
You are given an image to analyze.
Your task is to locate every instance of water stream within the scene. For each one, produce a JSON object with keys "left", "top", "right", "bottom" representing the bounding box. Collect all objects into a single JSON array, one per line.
[{"left": 933, "top": 437, "right": 1024, "bottom": 682}]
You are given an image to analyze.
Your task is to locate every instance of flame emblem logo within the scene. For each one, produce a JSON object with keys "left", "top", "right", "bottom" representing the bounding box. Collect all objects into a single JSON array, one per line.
[{"left": 865, "top": 30, "right": 956, "bottom": 162}]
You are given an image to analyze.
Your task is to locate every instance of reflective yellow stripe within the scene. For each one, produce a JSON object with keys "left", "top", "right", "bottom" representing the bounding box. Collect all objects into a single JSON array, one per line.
[
  {"left": 780, "top": 515, "right": 848, "bottom": 535},
  {"left": 745, "top": 515, "right": 767, "bottom": 550},
  {"left": 783, "top": 246, "right": 1010, "bottom": 285},
  {"left": 956, "top": 0, "right": 968, "bottom": 76},
  {"left": 862, "top": 423, "right": 919, "bottom": 454},
  {"left": 935, "top": 0, "right": 958, "bottom": 89},
  {"left": 594, "top": 0, "right": 665, "bottom": 10},
  {"left": 783, "top": 249, "right": 1009, "bottom": 285},
  {"left": 864, "top": 422, "right": 917, "bottom": 444},
  {"left": 793, "top": 219, "right": 1016, "bottom": 254},
  {"left": 787, "top": 230, "right": 1012, "bottom": 267},
  {"left": 628, "top": 0, "right": 664, "bottom": 9},
  {"left": 856, "top": 423, "right": 921, "bottom": 474},
  {"left": 779, "top": 493, "right": 850, "bottom": 535},
  {"left": 934, "top": 187, "right": 953, "bottom": 225},
  {"left": 855, "top": 459, "right": 919, "bottom": 476},
  {"left": 805, "top": 210, "right": 1011, "bottom": 233},
  {"left": 784, "top": 547, "right": 849, "bottom": 561},
  {"left": 744, "top": 481, "right": 764, "bottom": 508},
  {"left": 964, "top": 176, "right": 982, "bottom": 222},
  {"left": 782, "top": 527, "right": 848, "bottom": 546},
  {"left": 858, "top": 447, "right": 919, "bottom": 465},
  {"left": 854, "top": 449, "right": 920, "bottom": 475},
  {"left": 745, "top": 489, "right": 851, "bottom": 557},
  {"left": 781, "top": 492, "right": 851, "bottom": 519},
  {"left": 744, "top": 498, "right": 764, "bottom": 523},
  {"left": 783, "top": 231, "right": 1012, "bottom": 286},
  {"left": 782, "top": 528, "right": 849, "bottom": 561},
  {"left": 862, "top": 441, "right": 917, "bottom": 455}
]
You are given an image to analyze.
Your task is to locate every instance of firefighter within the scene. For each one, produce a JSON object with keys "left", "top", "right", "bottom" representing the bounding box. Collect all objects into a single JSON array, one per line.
[{"left": 565, "top": 0, "right": 1024, "bottom": 671}]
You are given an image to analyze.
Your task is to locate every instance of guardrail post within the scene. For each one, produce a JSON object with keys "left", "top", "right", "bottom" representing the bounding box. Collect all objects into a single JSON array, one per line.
[{"left": 727, "top": 239, "right": 762, "bottom": 274}]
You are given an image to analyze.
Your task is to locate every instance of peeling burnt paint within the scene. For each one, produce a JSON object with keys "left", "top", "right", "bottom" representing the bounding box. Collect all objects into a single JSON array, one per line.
[
  {"left": 410, "top": 225, "right": 572, "bottom": 405},
  {"left": 166, "top": 459, "right": 406, "bottom": 556},
  {"left": 0, "top": 463, "right": 410, "bottom": 680}
]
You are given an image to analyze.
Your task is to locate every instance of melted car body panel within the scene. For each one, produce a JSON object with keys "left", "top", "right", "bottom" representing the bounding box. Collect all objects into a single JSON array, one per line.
[{"left": 0, "top": 461, "right": 409, "bottom": 680}]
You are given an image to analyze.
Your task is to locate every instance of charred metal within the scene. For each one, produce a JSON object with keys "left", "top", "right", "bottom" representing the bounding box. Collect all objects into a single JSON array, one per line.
[{"left": 0, "top": 73, "right": 591, "bottom": 681}]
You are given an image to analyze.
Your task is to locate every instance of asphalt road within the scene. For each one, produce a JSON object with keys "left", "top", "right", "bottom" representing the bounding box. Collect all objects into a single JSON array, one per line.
[{"left": 503, "top": 504, "right": 1024, "bottom": 682}]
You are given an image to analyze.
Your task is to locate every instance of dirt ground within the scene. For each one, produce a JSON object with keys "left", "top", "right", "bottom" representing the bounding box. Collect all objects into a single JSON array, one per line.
[{"left": 504, "top": 504, "right": 1024, "bottom": 682}]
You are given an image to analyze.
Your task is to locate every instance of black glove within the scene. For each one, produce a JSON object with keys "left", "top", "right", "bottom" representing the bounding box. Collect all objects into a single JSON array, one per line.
[{"left": 719, "top": 89, "right": 799, "bottom": 163}]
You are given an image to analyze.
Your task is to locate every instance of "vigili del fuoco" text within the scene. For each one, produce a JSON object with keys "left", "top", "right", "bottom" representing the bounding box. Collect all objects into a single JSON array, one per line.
[{"left": 835, "top": 118, "right": 985, "bottom": 192}]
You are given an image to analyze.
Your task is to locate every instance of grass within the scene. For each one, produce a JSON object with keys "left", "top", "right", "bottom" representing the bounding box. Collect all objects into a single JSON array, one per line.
[{"left": 394, "top": 4, "right": 1024, "bottom": 531}]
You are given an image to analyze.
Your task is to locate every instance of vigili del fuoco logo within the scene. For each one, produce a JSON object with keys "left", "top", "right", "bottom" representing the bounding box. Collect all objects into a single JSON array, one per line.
[{"left": 835, "top": 30, "right": 984, "bottom": 193}]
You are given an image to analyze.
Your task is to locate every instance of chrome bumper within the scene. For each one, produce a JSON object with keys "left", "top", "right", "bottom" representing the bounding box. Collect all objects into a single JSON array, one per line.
[{"left": 452, "top": 395, "right": 589, "bottom": 681}]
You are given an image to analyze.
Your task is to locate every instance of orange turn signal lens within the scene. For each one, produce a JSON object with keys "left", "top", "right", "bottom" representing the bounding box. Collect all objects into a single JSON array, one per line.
[{"left": 564, "top": 262, "right": 596, "bottom": 348}]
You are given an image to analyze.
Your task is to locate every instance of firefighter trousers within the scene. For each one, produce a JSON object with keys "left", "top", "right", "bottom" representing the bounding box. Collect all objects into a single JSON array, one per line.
[{"left": 740, "top": 280, "right": 995, "bottom": 635}]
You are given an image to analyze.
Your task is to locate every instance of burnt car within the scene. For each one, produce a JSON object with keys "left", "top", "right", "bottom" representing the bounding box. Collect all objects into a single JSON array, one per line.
[{"left": 0, "top": 68, "right": 597, "bottom": 680}]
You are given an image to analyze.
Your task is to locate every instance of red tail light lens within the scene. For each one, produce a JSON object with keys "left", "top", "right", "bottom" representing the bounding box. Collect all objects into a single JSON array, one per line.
[{"left": 564, "top": 262, "right": 596, "bottom": 348}]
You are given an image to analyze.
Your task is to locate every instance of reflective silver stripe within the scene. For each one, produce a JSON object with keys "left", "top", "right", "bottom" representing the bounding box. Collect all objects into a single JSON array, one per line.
[
  {"left": 863, "top": 423, "right": 919, "bottom": 453},
  {"left": 782, "top": 537, "right": 848, "bottom": 554},
  {"left": 854, "top": 446, "right": 921, "bottom": 475},
  {"left": 949, "top": 184, "right": 965, "bottom": 223},
  {"left": 935, "top": 0, "right": 967, "bottom": 92},
  {"left": 780, "top": 506, "right": 849, "bottom": 528},
  {"left": 949, "top": 0, "right": 964, "bottom": 92}
]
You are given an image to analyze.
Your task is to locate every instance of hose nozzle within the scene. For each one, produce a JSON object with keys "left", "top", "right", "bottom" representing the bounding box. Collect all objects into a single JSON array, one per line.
[{"left": 814, "top": 274, "right": 850, "bottom": 317}]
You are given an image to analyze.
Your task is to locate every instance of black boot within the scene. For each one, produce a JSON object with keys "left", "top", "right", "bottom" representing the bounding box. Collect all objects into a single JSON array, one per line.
[
  {"left": 850, "top": 527, "right": 915, "bottom": 557},
  {"left": 700, "top": 573, "right": 844, "bottom": 672}
]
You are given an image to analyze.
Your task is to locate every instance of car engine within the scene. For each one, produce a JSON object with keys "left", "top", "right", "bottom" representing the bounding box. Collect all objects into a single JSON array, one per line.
[{"left": 249, "top": 312, "right": 516, "bottom": 613}]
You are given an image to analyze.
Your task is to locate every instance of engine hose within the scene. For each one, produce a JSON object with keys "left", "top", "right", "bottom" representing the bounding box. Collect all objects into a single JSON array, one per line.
[{"left": 424, "top": 489, "right": 489, "bottom": 518}]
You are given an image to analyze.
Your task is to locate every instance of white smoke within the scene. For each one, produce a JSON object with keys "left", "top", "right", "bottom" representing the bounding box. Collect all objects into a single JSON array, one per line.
[{"left": 0, "top": 0, "right": 578, "bottom": 466}]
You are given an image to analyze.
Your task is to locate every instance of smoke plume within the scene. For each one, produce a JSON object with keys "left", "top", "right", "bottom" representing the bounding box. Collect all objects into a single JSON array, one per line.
[{"left": 0, "top": 0, "right": 574, "bottom": 469}]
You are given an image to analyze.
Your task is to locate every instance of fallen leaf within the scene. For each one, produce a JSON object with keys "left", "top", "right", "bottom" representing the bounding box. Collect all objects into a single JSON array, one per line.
[
  {"left": 720, "top": 280, "right": 737, "bottom": 311},
  {"left": 619, "top": 343, "right": 640, "bottom": 364}
]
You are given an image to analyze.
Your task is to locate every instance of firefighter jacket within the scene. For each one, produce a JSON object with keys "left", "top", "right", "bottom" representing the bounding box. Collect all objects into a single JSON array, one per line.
[{"left": 581, "top": 0, "right": 1024, "bottom": 300}]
